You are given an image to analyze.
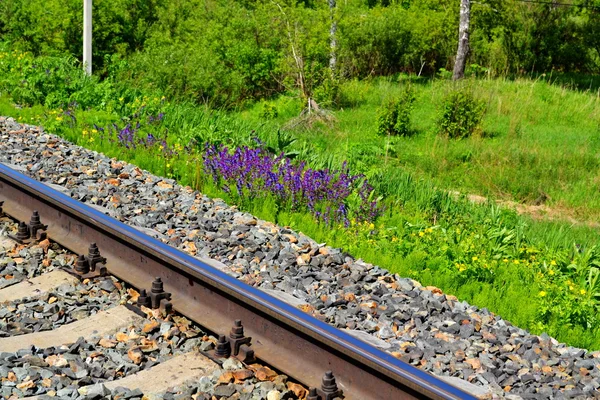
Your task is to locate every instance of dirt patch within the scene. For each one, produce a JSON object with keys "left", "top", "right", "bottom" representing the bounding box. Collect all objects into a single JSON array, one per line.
[{"left": 449, "top": 191, "right": 600, "bottom": 229}]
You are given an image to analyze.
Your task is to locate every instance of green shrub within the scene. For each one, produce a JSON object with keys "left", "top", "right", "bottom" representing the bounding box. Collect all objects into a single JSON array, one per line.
[
  {"left": 376, "top": 85, "right": 415, "bottom": 136},
  {"left": 259, "top": 102, "right": 278, "bottom": 120},
  {"left": 437, "top": 90, "right": 486, "bottom": 139},
  {"left": 376, "top": 99, "right": 398, "bottom": 136}
]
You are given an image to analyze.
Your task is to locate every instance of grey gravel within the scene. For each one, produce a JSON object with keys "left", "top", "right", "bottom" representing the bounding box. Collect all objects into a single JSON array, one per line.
[
  {"left": 0, "top": 312, "right": 304, "bottom": 400},
  {"left": 2, "top": 116, "right": 600, "bottom": 399},
  {"left": 0, "top": 274, "right": 127, "bottom": 337},
  {"left": 0, "top": 219, "right": 62, "bottom": 288}
]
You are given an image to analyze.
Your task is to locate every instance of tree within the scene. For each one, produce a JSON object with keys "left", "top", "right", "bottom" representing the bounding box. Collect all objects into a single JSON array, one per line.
[
  {"left": 453, "top": 0, "right": 470, "bottom": 80},
  {"left": 329, "top": 0, "right": 337, "bottom": 75}
]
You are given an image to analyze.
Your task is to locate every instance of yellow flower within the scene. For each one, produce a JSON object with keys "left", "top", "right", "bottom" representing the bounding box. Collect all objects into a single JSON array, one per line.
[
  {"left": 166, "top": 163, "right": 171, "bottom": 168},
  {"left": 513, "top": 260, "right": 519, "bottom": 265},
  {"left": 391, "top": 237, "right": 398, "bottom": 242},
  {"left": 55, "top": 116, "right": 63, "bottom": 121},
  {"left": 459, "top": 265, "right": 466, "bottom": 272},
  {"left": 426, "top": 228, "right": 433, "bottom": 233},
  {"left": 91, "top": 129, "right": 98, "bottom": 134},
  {"left": 503, "top": 259, "right": 509, "bottom": 263},
  {"left": 119, "top": 97, "right": 124, "bottom": 102},
  {"left": 569, "top": 285, "right": 574, "bottom": 291},
  {"left": 418, "top": 231, "right": 424, "bottom": 237},
  {"left": 89, "top": 137, "right": 94, "bottom": 143},
  {"left": 472, "top": 256, "right": 478, "bottom": 261},
  {"left": 550, "top": 260, "right": 557, "bottom": 266},
  {"left": 549, "top": 269, "right": 555, "bottom": 276},
  {"left": 580, "top": 289, "right": 587, "bottom": 295},
  {"left": 82, "top": 130, "right": 88, "bottom": 136},
  {"left": 539, "top": 291, "right": 547, "bottom": 297}
]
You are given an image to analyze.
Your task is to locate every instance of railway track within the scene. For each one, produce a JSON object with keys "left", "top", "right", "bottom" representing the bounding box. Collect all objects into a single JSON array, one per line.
[{"left": 0, "top": 163, "right": 477, "bottom": 399}]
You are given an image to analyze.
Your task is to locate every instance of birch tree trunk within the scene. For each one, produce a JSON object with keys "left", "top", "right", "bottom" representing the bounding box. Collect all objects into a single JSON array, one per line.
[
  {"left": 452, "top": 0, "right": 470, "bottom": 81},
  {"left": 329, "top": 0, "right": 337, "bottom": 74}
]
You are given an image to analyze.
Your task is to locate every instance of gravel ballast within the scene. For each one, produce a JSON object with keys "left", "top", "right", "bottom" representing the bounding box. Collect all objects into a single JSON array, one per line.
[
  {"left": 1, "top": 311, "right": 301, "bottom": 400},
  {"left": 2, "top": 116, "right": 600, "bottom": 399}
]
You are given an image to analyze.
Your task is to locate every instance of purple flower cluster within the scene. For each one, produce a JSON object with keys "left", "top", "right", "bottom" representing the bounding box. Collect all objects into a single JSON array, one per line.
[
  {"left": 94, "top": 111, "right": 180, "bottom": 158},
  {"left": 203, "top": 144, "right": 382, "bottom": 225}
]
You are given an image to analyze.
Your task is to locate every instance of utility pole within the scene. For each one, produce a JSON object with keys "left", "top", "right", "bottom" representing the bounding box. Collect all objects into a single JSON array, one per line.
[
  {"left": 83, "top": 0, "right": 92, "bottom": 75},
  {"left": 452, "top": 0, "right": 470, "bottom": 80}
]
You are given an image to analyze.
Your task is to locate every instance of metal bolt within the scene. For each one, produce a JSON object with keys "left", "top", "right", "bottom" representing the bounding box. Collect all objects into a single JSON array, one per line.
[
  {"left": 75, "top": 254, "right": 89, "bottom": 274},
  {"left": 230, "top": 319, "right": 244, "bottom": 339},
  {"left": 16, "top": 221, "right": 30, "bottom": 241},
  {"left": 215, "top": 334, "right": 231, "bottom": 358},
  {"left": 86, "top": 242, "right": 106, "bottom": 271},
  {"left": 151, "top": 277, "right": 164, "bottom": 293},
  {"left": 306, "top": 388, "right": 319, "bottom": 400},
  {"left": 137, "top": 289, "right": 151, "bottom": 308},
  {"left": 149, "top": 277, "right": 171, "bottom": 309},
  {"left": 29, "top": 211, "right": 41, "bottom": 225},
  {"left": 229, "top": 319, "right": 251, "bottom": 356},
  {"left": 88, "top": 242, "right": 100, "bottom": 258},
  {"left": 321, "top": 371, "right": 338, "bottom": 393},
  {"left": 28, "top": 211, "right": 47, "bottom": 240},
  {"left": 317, "top": 371, "right": 342, "bottom": 400}
]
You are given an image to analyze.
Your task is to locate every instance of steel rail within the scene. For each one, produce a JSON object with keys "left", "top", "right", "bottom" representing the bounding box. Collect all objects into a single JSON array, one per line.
[{"left": 0, "top": 162, "right": 475, "bottom": 400}]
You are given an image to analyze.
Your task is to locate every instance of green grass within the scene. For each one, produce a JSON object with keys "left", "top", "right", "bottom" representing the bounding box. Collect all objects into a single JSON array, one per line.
[{"left": 239, "top": 75, "right": 600, "bottom": 223}]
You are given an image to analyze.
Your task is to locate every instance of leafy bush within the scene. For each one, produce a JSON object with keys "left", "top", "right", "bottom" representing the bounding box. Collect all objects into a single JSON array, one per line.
[
  {"left": 437, "top": 90, "right": 486, "bottom": 139},
  {"left": 0, "top": 48, "right": 104, "bottom": 108},
  {"left": 376, "top": 85, "right": 416, "bottom": 136},
  {"left": 259, "top": 102, "right": 278, "bottom": 120},
  {"left": 376, "top": 99, "right": 398, "bottom": 136}
]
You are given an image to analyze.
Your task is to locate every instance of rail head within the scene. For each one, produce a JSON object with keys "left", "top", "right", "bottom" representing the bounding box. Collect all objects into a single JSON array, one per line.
[{"left": 0, "top": 162, "right": 477, "bottom": 400}]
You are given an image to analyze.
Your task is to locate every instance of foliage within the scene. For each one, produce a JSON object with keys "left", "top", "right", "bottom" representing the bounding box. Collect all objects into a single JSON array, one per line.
[
  {"left": 0, "top": 48, "right": 113, "bottom": 108},
  {"left": 437, "top": 89, "right": 486, "bottom": 139},
  {"left": 3, "top": 0, "right": 600, "bottom": 107},
  {"left": 259, "top": 102, "right": 279, "bottom": 120},
  {"left": 376, "top": 85, "right": 416, "bottom": 136},
  {"left": 0, "top": 0, "right": 158, "bottom": 73}
]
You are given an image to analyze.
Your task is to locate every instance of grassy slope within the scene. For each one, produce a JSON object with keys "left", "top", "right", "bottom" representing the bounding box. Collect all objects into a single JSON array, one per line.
[{"left": 239, "top": 76, "right": 600, "bottom": 223}]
